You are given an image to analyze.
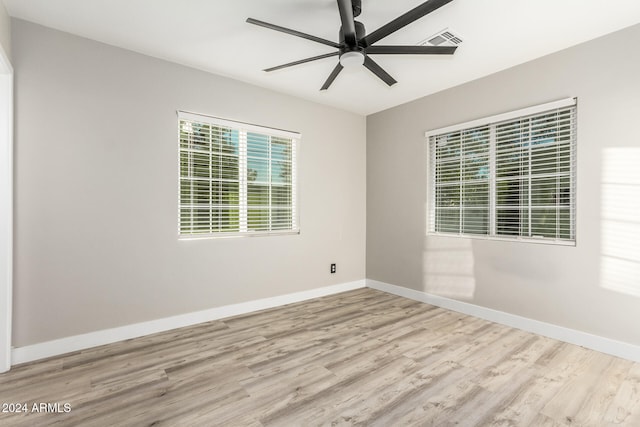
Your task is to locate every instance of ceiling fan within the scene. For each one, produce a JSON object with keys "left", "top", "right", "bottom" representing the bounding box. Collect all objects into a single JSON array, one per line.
[{"left": 246, "top": 0, "right": 457, "bottom": 90}]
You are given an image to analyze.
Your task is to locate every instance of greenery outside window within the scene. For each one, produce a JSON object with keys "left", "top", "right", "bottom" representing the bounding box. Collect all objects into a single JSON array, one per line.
[
  {"left": 178, "top": 111, "right": 299, "bottom": 238},
  {"left": 426, "top": 98, "right": 576, "bottom": 245}
]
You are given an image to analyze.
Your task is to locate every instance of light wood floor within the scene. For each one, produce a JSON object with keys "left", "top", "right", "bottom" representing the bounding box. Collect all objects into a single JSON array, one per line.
[{"left": 1, "top": 288, "right": 639, "bottom": 426}]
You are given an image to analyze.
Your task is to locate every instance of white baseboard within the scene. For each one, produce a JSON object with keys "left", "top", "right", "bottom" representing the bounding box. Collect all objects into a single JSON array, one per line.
[
  {"left": 366, "top": 279, "right": 640, "bottom": 363},
  {"left": 16, "top": 278, "right": 639, "bottom": 366},
  {"left": 12, "top": 280, "right": 366, "bottom": 365}
]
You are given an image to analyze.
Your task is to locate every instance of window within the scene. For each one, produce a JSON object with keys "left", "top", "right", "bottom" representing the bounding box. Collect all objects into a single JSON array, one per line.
[
  {"left": 426, "top": 98, "right": 576, "bottom": 244},
  {"left": 178, "top": 111, "right": 299, "bottom": 237}
]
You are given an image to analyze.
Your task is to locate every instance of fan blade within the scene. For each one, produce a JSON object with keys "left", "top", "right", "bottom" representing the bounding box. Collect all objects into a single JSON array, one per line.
[
  {"left": 363, "top": 56, "right": 397, "bottom": 86},
  {"left": 359, "top": 0, "right": 454, "bottom": 47},
  {"left": 247, "top": 18, "right": 340, "bottom": 48},
  {"left": 320, "top": 63, "right": 344, "bottom": 90},
  {"left": 366, "top": 45, "right": 457, "bottom": 55},
  {"left": 337, "top": 0, "right": 357, "bottom": 47},
  {"left": 264, "top": 52, "right": 339, "bottom": 72}
]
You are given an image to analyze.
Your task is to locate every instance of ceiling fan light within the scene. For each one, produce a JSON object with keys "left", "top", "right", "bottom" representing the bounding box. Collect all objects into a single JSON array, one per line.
[{"left": 339, "top": 51, "right": 365, "bottom": 69}]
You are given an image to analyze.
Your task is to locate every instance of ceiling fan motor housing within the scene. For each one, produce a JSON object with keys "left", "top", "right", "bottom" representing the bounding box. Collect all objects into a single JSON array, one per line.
[{"left": 339, "top": 21, "right": 366, "bottom": 53}]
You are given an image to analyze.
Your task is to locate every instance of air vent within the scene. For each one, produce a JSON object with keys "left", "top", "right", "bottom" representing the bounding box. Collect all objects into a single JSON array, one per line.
[{"left": 419, "top": 28, "right": 463, "bottom": 47}]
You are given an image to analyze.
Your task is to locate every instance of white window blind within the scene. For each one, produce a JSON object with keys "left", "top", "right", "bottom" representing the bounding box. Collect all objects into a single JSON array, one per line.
[
  {"left": 178, "top": 111, "right": 299, "bottom": 238},
  {"left": 432, "top": 126, "right": 491, "bottom": 236},
  {"left": 427, "top": 99, "right": 576, "bottom": 244}
]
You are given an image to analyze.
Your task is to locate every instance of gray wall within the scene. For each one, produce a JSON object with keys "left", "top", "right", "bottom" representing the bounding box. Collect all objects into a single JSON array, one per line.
[
  {"left": 12, "top": 20, "right": 366, "bottom": 347},
  {"left": 0, "top": 2, "right": 9, "bottom": 60},
  {"left": 367, "top": 24, "right": 640, "bottom": 345},
  {"left": 0, "top": 0, "right": 11, "bottom": 372}
]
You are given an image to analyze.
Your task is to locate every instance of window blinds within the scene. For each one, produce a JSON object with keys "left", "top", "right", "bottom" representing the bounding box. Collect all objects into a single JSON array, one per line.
[
  {"left": 495, "top": 108, "right": 574, "bottom": 240},
  {"left": 432, "top": 126, "right": 490, "bottom": 235},
  {"left": 178, "top": 112, "right": 299, "bottom": 237},
  {"left": 427, "top": 99, "right": 576, "bottom": 244}
]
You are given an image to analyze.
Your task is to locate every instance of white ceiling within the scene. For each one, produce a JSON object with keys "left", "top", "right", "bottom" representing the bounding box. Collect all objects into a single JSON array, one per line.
[{"left": 4, "top": 0, "right": 640, "bottom": 115}]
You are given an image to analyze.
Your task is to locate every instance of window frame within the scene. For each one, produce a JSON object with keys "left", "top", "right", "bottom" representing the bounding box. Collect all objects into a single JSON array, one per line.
[
  {"left": 177, "top": 111, "right": 300, "bottom": 239},
  {"left": 425, "top": 98, "right": 577, "bottom": 246}
]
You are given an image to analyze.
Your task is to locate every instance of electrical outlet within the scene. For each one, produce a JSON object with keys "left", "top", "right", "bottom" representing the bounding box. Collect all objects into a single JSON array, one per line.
[{"left": 330, "top": 263, "right": 336, "bottom": 274}]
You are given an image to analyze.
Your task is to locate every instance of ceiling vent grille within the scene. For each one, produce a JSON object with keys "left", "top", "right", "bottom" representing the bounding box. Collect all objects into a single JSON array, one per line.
[{"left": 419, "top": 28, "right": 463, "bottom": 47}]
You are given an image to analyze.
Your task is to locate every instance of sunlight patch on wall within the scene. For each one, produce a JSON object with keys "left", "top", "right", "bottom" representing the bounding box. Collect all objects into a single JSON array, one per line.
[
  {"left": 601, "top": 148, "right": 640, "bottom": 297},
  {"left": 423, "top": 236, "right": 476, "bottom": 299}
]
